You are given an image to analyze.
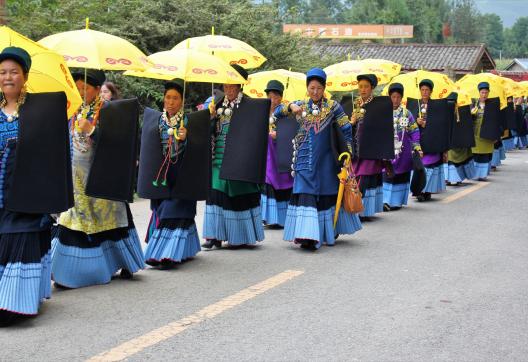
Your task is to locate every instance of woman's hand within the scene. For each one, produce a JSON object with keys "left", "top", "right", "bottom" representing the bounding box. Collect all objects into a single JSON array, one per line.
[
  {"left": 269, "top": 130, "right": 277, "bottom": 140},
  {"left": 289, "top": 103, "right": 302, "bottom": 115},
  {"left": 416, "top": 117, "right": 426, "bottom": 128},
  {"left": 177, "top": 127, "right": 187, "bottom": 141},
  {"left": 77, "top": 118, "right": 95, "bottom": 135},
  {"left": 350, "top": 114, "right": 357, "bottom": 125},
  {"left": 418, "top": 150, "right": 424, "bottom": 158}
]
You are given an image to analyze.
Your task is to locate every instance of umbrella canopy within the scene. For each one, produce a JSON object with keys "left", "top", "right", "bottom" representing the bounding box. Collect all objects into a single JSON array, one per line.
[
  {"left": 0, "top": 26, "right": 82, "bottom": 118},
  {"left": 244, "top": 69, "right": 331, "bottom": 102},
  {"left": 172, "top": 33, "right": 266, "bottom": 69},
  {"left": 456, "top": 73, "right": 507, "bottom": 109},
  {"left": 39, "top": 20, "right": 148, "bottom": 71},
  {"left": 124, "top": 49, "right": 247, "bottom": 84},
  {"left": 518, "top": 81, "right": 528, "bottom": 97},
  {"left": 382, "top": 70, "right": 456, "bottom": 101},
  {"left": 324, "top": 59, "right": 401, "bottom": 92}
]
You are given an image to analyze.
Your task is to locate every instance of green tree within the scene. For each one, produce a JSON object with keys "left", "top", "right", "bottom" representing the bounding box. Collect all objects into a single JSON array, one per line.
[
  {"left": 503, "top": 16, "right": 528, "bottom": 57},
  {"left": 480, "top": 14, "right": 504, "bottom": 58},
  {"left": 447, "top": 0, "right": 482, "bottom": 44}
]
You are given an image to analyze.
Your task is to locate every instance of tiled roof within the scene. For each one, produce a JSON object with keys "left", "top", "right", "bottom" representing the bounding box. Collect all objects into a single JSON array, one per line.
[
  {"left": 313, "top": 43, "right": 495, "bottom": 73},
  {"left": 506, "top": 58, "right": 528, "bottom": 70}
]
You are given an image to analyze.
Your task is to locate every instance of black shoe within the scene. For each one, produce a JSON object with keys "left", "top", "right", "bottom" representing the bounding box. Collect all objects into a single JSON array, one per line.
[
  {"left": 160, "top": 259, "right": 175, "bottom": 270},
  {"left": 120, "top": 269, "right": 133, "bottom": 279},
  {"left": 383, "top": 203, "right": 391, "bottom": 212},
  {"left": 53, "top": 282, "right": 71, "bottom": 290},
  {"left": 416, "top": 194, "right": 425, "bottom": 202},
  {"left": 424, "top": 192, "right": 432, "bottom": 201},
  {"left": 299, "top": 239, "right": 317, "bottom": 251},
  {"left": 359, "top": 216, "right": 372, "bottom": 222},
  {"left": 0, "top": 310, "right": 17, "bottom": 327},
  {"left": 202, "top": 239, "right": 222, "bottom": 249},
  {"left": 334, "top": 234, "right": 340, "bottom": 241}
]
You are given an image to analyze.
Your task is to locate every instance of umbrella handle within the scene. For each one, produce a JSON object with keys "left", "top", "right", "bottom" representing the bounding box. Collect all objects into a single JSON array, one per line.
[{"left": 338, "top": 152, "right": 350, "bottom": 163}]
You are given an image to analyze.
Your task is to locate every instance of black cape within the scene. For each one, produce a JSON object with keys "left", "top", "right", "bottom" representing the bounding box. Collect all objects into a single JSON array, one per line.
[
  {"left": 408, "top": 98, "right": 451, "bottom": 153},
  {"left": 276, "top": 115, "right": 299, "bottom": 173},
  {"left": 85, "top": 99, "right": 140, "bottom": 203},
  {"left": 357, "top": 96, "right": 394, "bottom": 160},
  {"left": 450, "top": 105, "right": 475, "bottom": 148},
  {"left": 6, "top": 92, "right": 74, "bottom": 214},
  {"left": 137, "top": 108, "right": 211, "bottom": 201},
  {"left": 479, "top": 97, "right": 502, "bottom": 141},
  {"left": 515, "top": 105, "right": 528, "bottom": 136},
  {"left": 505, "top": 102, "right": 516, "bottom": 131},
  {"left": 218, "top": 96, "right": 270, "bottom": 184}
]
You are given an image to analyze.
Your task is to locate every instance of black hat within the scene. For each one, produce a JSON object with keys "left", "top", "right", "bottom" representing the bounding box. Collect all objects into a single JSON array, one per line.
[
  {"left": 419, "top": 79, "right": 434, "bottom": 90},
  {"left": 388, "top": 82, "right": 404, "bottom": 96},
  {"left": 71, "top": 69, "right": 106, "bottom": 87},
  {"left": 478, "top": 82, "right": 490, "bottom": 91},
  {"left": 231, "top": 64, "right": 248, "bottom": 81},
  {"left": 357, "top": 74, "right": 378, "bottom": 88},
  {"left": 0, "top": 46, "right": 32, "bottom": 73},
  {"left": 446, "top": 91, "right": 458, "bottom": 101},
  {"left": 164, "top": 78, "right": 185, "bottom": 95},
  {"left": 265, "top": 80, "right": 284, "bottom": 96}
]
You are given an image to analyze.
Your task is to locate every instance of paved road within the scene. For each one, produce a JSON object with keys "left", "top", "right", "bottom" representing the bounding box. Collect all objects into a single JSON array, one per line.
[{"left": 2, "top": 150, "right": 528, "bottom": 362}]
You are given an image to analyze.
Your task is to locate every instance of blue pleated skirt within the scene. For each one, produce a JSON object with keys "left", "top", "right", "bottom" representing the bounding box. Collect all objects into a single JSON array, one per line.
[
  {"left": 473, "top": 162, "right": 491, "bottom": 180},
  {"left": 362, "top": 186, "right": 384, "bottom": 216},
  {"left": 0, "top": 231, "right": 52, "bottom": 315},
  {"left": 491, "top": 149, "right": 502, "bottom": 167},
  {"left": 261, "top": 194, "right": 288, "bottom": 227},
  {"left": 51, "top": 227, "right": 145, "bottom": 289},
  {"left": 503, "top": 138, "right": 515, "bottom": 151},
  {"left": 203, "top": 191, "right": 264, "bottom": 246},
  {"left": 444, "top": 161, "right": 476, "bottom": 183},
  {"left": 145, "top": 222, "right": 201, "bottom": 264},
  {"left": 499, "top": 146, "right": 506, "bottom": 160},
  {"left": 283, "top": 194, "right": 362, "bottom": 249},
  {"left": 383, "top": 182, "right": 410, "bottom": 207},
  {"left": 423, "top": 165, "right": 446, "bottom": 193}
]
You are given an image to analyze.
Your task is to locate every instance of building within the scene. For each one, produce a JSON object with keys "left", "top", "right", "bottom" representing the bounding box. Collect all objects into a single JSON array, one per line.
[
  {"left": 504, "top": 58, "right": 528, "bottom": 72},
  {"left": 313, "top": 43, "right": 496, "bottom": 80}
]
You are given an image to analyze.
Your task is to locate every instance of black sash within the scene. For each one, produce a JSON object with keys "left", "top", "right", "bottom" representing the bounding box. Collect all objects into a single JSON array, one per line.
[
  {"left": 480, "top": 97, "right": 502, "bottom": 141},
  {"left": 450, "top": 105, "right": 476, "bottom": 148},
  {"left": 357, "top": 96, "right": 394, "bottom": 160},
  {"left": 7, "top": 92, "right": 74, "bottom": 213},
  {"left": 85, "top": 98, "right": 140, "bottom": 202},
  {"left": 219, "top": 96, "right": 270, "bottom": 184}
]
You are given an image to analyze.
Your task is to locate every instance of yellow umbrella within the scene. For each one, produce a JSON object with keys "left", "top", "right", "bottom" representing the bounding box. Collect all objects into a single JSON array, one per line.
[
  {"left": 0, "top": 26, "right": 82, "bottom": 118},
  {"left": 38, "top": 19, "right": 148, "bottom": 71},
  {"left": 382, "top": 70, "right": 456, "bottom": 101},
  {"left": 519, "top": 81, "right": 528, "bottom": 96},
  {"left": 172, "top": 28, "right": 266, "bottom": 69},
  {"left": 501, "top": 77, "right": 524, "bottom": 98},
  {"left": 124, "top": 49, "right": 246, "bottom": 84},
  {"left": 324, "top": 59, "right": 401, "bottom": 92},
  {"left": 456, "top": 73, "right": 507, "bottom": 109},
  {"left": 244, "top": 69, "right": 331, "bottom": 102}
]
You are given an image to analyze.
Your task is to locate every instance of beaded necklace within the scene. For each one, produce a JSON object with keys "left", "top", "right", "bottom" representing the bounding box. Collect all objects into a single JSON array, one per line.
[{"left": 0, "top": 87, "right": 27, "bottom": 123}]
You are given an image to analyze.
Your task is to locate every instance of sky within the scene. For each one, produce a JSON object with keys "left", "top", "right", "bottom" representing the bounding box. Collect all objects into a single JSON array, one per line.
[{"left": 475, "top": 0, "right": 528, "bottom": 27}]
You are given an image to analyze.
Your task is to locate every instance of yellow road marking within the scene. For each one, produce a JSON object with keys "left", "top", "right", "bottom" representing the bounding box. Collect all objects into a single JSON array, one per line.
[
  {"left": 441, "top": 182, "right": 489, "bottom": 204},
  {"left": 87, "top": 270, "right": 304, "bottom": 362}
]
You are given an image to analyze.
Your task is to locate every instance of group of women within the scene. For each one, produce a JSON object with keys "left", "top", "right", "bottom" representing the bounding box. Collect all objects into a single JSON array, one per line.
[{"left": 1, "top": 46, "right": 526, "bottom": 326}]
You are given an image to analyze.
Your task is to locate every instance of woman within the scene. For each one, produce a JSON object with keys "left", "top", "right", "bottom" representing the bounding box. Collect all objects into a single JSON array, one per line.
[
  {"left": 142, "top": 80, "right": 201, "bottom": 269},
  {"left": 261, "top": 80, "right": 294, "bottom": 228},
  {"left": 415, "top": 79, "right": 446, "bottom": 201},
  {"left": 275, "top": 68, "right": 362, "bottom": 250},
  {"left": 100, "top": 81, "right": 120, "bottom": 101},
  {"left": 350, "top": 74, "right": 385, "bottom": 218},
  {"left": 444, "top": 92, "right": 476, "bottom": 185},
  {"left": 51, "top": 69, "right": 144, "bottom": 288},
  {"left": 471, "top": 82, "right": 495, "bottom": 181},
  {"left": 202, "top": 64, "right": 269, "bottom": 249},
  {"left": 0, "top": 47, "right": 71, "bottom": 324},
  {"left": 383, "top": 83, "right": 421, "bottom": 211}
]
